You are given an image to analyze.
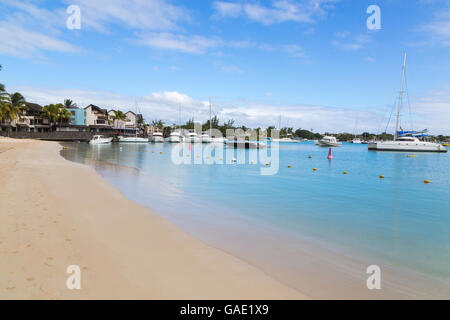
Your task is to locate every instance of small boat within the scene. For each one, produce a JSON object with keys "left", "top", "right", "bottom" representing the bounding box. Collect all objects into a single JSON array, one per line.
[
  {"left": 186, "top": 131, "right": 201, "bottom": 143},
  {"left": 151, "top": 132, "right": 165, "bottom": 143},
  {"left": 317, "top": 136, "right": 342, "bottom": 147},
  {"left": 351, "top": 138, "right": 362, "bottom": 144},
  {"left": 201, "top": 132, "right": 212, "bottom": 143},
  {"left": 168, "top": 131, "right": 183, "bottom": 143},
  {"left": 118, "top": 136, "right": 149, "bottom": 143},
  {"left": 89, "top": 135, "right": 113, "bottom": 145}
]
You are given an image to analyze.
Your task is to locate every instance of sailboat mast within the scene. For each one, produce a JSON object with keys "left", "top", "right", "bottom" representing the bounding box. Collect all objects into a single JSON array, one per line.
[
  {"left": 395, "top": 52, "right": 407, "bottom": 140},
  {"left": 209, "top": 97, "right": 212, "bottom": 135}
]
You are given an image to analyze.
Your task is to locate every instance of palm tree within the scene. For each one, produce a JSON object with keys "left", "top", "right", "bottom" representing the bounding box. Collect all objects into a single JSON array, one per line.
[
  {"left": 151, "top": 120, "right": 164, "bottom": 130},
  {"left": 43, "top": 104, "right": 62, "bottom": 130},
  {"left": 1, "top": 92, "right": 28, "bottom": 133},
  {"left": 110, "top": 110, "right": 127, "bottom": 127},
  {"left": 58, "top": 107, "right": 73, "bottom": 126},
  {"left": 63, "top": 99, "right": 77, "bottom": 109}
]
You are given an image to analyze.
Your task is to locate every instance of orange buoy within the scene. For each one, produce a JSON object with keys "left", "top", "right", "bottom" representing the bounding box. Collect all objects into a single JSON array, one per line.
[
  {"left": 313, "top": 168, "right": 317, "bottom": 171},
  {"left": 380, "top": 175, "right": 385, "bottom": 179},
  {"left": 424, "top": 180, "right": 431, "bottom": 184}
]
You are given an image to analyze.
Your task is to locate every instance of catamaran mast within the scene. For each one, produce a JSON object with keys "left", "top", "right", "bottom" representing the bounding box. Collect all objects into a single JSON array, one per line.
[
  {"left": 209, "top": 97, "right": 212, "bottom": 136},
  {"left": 395, "top": 52, "right": 407, "bottom": 140}
]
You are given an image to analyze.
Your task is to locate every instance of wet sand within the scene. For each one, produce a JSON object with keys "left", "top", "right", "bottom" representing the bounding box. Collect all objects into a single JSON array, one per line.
[{"left": 0, "top": 138, "right": 306, "bottom": 299}]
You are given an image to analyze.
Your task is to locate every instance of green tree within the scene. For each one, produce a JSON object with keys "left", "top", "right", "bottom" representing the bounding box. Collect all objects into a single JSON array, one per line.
[
  {"left": 110, "top": 110, "right": 127, "bottom": 126},
  {"left": 151, "top": 120, "right": 164, "bottom": 130},
  {"left": 1, "top": 92, "right": 28, "bottom": 133},
  {"left": 63, "top": 99, "right": 77, "bottom": 108},
  {"left": 58, "top": 107, "right": 73, "bottom": 126}
]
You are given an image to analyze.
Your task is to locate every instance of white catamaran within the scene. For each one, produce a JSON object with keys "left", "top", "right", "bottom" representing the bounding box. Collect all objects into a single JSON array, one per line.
[{"left": 368, "top": 53, "right": 447, "bottom": 153}]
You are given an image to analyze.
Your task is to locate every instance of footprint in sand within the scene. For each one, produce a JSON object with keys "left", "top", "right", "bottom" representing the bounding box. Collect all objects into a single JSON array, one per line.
[
  {"left": 47, "top": 257, "right": 53, "bottom": 260},
  {"left": 6, "top": 286, "right": 16, "bottom": 290},
  {"left": 82, "top": 266, "right": 88, "bottom": 271},
  {"left": 26, "top": 244, "right": 31, "bottom": 248},
  {"left": 65, "top": 238, "right": 72, "bottom": 242},
  {"left": 53, "top": 221, "right": 58, "bottom": 224},
  {"left": 26, "top": 277, "right": 35, "bottom": 282}
]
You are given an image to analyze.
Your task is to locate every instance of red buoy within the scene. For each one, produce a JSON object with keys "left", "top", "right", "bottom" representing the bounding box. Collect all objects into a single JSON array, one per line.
[{"left": 328, "top": 148, "right": 333, "bottom": 160}]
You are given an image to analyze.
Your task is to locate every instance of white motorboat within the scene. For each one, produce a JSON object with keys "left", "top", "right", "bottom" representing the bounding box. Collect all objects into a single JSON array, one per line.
[
  {"left": 351, "top": 138, "right": 362, "bottom": 144},
  {"left": 186, "top": 131, "right": 201, "bottom": 143},
  {"left": 151, "top": 132, "right": 165, "bottom": 143},
  {"left": 201, "top": 132, "right": 212, "bottom": 143},
  {"left": 168, "top": 131, "right": 183, "bottom": 143},
  {"left": 89, "top": 135, "right": 113, "bottom": 145},
  {"left": 317, "top": 136, "right": 342, "bottom": 147},
  {"left": 368, "top": 53, "right": 447, "bottom": 153},
  {"left": 118, "top": 136, "right": 149, "bottom": 143}
]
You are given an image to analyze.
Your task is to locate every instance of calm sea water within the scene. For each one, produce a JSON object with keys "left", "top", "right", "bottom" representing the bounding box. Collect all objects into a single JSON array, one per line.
[{"left": 62, "top": 141, "right": 450, "bottom": 298}]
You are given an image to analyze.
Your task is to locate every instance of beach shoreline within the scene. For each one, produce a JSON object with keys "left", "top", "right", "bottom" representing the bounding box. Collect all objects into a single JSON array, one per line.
[{"left": 0, "top": 138, "right": 306, "bottom": 299}]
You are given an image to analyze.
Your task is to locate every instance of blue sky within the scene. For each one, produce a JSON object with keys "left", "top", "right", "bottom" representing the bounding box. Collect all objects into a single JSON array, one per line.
[{"left": 0, "top": 0, "right": 449, "bottom": 133}]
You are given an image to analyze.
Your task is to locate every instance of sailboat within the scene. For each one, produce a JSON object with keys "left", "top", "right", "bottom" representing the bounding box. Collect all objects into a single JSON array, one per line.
[
  {"left": 169, "top": 105, "right": 184, "bottom": 143},
  {"left": 201, "top": 98, "right": 213, "bottom": 143},
  {"left": 118, "top": 102, "right": 149, "bottom": 143},
  {"left": 368, "top": 53, "right": 447, "bottom": 153}
]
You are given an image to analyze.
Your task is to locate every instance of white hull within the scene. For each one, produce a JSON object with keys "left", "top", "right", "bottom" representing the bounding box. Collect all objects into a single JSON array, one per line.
[
  {"left": 368, "top": 141, "right": 447, "bottom": 153},
  {"left": 118, "top": 137, "right": 149, "bottom": 143},
  {"left": 89, "top": 136, "right": 113, "bottom": 144},
  {"left": 168, "top": 136, "right": 183, "bottom": 143},
  {"left": 271, "top": 138, "right": 299, "bottom": 143},
  {"left": 151, "top": 136, "right": 165, "bottom": 143}
]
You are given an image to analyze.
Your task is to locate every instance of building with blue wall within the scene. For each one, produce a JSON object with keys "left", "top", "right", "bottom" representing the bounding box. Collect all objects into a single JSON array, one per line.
[{"left": 67, "top": 107, "right": 86, "bottom": 127}]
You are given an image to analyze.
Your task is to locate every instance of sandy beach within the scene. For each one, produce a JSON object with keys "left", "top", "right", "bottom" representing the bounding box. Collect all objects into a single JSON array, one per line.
[{"left": 0, "top": 138, "right": 306, "bottom": 299}]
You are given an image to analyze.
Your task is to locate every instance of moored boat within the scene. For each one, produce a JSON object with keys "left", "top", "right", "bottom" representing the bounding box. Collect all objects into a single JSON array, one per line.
[
  {"left": 118, "top": 136, "right": 149, "bottom": 143},
  {"left": 151, "top": 132, "right": 165, "bottom": 143},
  {"left": 317, "top": 136, "right": 342, "bottom": 147},
  {"left": 89, "top": 135, "right": 113, "bottom": 145},
  {"left": 369, "top": 53, "right": 446, "bottom": 153}
]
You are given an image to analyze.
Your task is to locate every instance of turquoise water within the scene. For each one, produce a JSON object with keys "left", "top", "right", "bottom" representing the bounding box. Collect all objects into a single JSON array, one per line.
[{"left": 62, "top": 141, "right": 450, "bottom": 297}]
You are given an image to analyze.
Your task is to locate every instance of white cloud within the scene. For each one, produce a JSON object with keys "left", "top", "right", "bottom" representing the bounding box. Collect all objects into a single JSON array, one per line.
[
  {"left": 410, "top": 84, "right": 450, "bottom": 134},
  {"left": 332, "top": 34, "right": 371, "bottom": 50},
  {"left": 0, "top": 22, "right": 79, "bottom": 58},
  {"left": 135, "top": 32, "right": 307, "bottom": 58},
  {"left": 419, "top": 8, "right": 450, "bottom": 46},
  {"left": 220, "top": 65, "right": 243, "bottom": 74},
  {"left": 212, "top": 0, "right": 339, "bottom": 25},
  {"left": 213, "top": 1, "right": 243, "bottom": 18},
  {"left": 10, "top": 84, "right": 450, "bottom": 134},
  {"left": 0, "top": 1, "right": 79, "bottom": 59},
  {"left": 68, "top": 0, "right": 190, "bottom": 32},
  {"left": 135, "top": 32, "right": 223, "bottom": 54}
]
